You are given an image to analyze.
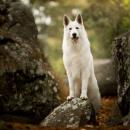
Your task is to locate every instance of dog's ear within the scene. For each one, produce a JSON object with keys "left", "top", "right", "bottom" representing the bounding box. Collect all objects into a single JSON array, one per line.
[
  {"left": 75, "top": 14, "right": 83, "bottom": 24},
  {"left": 63, "top": 15, "right": 70, "bottom": 26}
]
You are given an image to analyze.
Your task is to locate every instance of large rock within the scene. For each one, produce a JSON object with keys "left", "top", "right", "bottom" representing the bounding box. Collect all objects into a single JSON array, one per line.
[
  {"left": 109, "top": 30, "right": 130, "bottom": 126},
  {"left": 0, "top": 1, "right": 60, "bottom": 123},
  {"left": 40, "top": 98, "right": 96, "bottom": 128},
  {"left": 94, "top": 59, "right": 117, "bottom": 96},
  {"left": 0, "top": 120, "right": 15, "bottom": 130}
]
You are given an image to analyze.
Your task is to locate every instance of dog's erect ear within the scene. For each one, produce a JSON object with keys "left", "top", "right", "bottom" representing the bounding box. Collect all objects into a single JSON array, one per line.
[
  {"left": 75, "top": 14, "right": 83, "bottom": 24},
  {"left": 63, "top": 15, "right": 70, "bottom": 26}
]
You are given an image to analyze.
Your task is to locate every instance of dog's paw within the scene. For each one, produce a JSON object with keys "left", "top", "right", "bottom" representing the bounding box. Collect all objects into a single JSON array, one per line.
[
  {"left": 67, "top": 96, "right": 74, "bottom": 101},
  {"left": 80, "top": 95, "right": 88, "bottom": 100}
]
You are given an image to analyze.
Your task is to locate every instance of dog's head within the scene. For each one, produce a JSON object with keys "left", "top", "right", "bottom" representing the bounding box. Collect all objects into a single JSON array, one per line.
[{"left": 63, "top": 14, "right": 84, "bottom": 42}]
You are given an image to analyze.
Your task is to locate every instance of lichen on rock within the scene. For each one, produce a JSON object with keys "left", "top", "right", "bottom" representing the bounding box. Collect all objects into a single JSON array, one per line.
[
  {"left": 40, "top": 98, "right": 96, "bottom": 128},
  {"left": 0, "top": 0, "right": 61, "bottom": 124}
]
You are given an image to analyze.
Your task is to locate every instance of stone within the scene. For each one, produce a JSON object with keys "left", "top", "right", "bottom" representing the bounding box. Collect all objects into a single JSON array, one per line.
[
  {"left": 0, "top": 0, "right": 60, "bottom": 123},
  {"left": 40, "top": 98, "right": 96, "bottom": 128},
  {"left": 113, "top": 31, "right": 130, "bottom": 116},
  {"left": 94, "top": 59, "right": 117, "bottom": 96},
  {"left": 109, "top": 30, "right": 130, "bottom": 126}
]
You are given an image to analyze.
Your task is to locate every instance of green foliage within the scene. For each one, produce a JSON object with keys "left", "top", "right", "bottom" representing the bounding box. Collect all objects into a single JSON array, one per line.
[
  {"left": 27, "top": 0, "right": 130, "bottom": 76},
  {"left": 83, "top": 0, "right": 130, "bottom": 57}
]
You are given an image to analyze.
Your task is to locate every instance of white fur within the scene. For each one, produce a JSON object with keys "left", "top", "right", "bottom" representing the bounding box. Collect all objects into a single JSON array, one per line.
[{"left": 62, "top": 15, "right": 101, "bottom": 112}]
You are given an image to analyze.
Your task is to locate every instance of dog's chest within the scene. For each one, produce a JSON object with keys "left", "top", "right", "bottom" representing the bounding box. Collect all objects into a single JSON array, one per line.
[{"left": 63, "top": 43, "right": 90, "bottom": 70}]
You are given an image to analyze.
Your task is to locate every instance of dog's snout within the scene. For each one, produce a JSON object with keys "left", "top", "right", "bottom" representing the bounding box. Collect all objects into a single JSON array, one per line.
[{"left": 72, "top": 33, "right": 77, "bottom": 38}]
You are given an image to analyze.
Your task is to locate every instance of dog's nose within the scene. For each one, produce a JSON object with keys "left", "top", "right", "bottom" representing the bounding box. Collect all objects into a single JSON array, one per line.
[{"left": 72, "top": 33, "right": 77, "bottom": 38}]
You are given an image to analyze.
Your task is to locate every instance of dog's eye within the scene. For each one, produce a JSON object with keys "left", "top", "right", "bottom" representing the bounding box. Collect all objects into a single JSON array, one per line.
[
  {"left": 76, "top": 27, "right": 79, "bottom": 29},
  {"left": 69, "top": 28, "right": 72, "bottom": 30}
]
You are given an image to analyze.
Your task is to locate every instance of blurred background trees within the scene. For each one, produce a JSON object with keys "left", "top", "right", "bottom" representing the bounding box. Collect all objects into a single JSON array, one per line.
[{"left": 21, "top": 0, "right": 130, "bottom": 77}]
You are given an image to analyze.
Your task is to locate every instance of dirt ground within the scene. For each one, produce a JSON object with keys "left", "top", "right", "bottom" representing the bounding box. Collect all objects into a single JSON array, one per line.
[{"left": 98, "top": 96, "right": 116, "bottom": 126}]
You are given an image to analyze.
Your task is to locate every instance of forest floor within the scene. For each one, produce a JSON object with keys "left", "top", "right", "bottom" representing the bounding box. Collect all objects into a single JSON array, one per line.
[
  {"left": 98, "top": 96, "right": 116, "bottom": 126},
  {"left": 2, "top": 96, "right": 129, "bottom": 130}
]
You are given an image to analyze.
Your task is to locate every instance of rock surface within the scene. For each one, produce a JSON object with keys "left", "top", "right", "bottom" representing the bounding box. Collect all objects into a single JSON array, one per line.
[
  {"left": 40, "top": 98, "right": 96, "bottom": 128},
  {"left": 94, "top": 59, "right": 117, "bottom": 96},
  {"left": 0, "top": 1, "right": 60, "bottom": 123},
  {"left": 110, "top": 30, "right": 130, "bottom": 126}
]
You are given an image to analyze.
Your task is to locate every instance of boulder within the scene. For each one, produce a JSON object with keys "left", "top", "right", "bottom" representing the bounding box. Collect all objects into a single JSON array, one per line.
[
  {"left": 0, "top": 1, "right": 60, "bottom": 123},
  {"left": 0, "top": 120, "right": 14, "bottom": 130},
  {"left": 109, "top": 30, "right": 130, "bottom": 126},
  {"left": 94, "top": 59, "right": 117, "bottom": 96},
  {"left": 40, "top": 98, "right": 96, "bottom": 128}
]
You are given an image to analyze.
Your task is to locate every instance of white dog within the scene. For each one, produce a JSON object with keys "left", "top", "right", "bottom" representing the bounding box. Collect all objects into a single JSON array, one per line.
[{"left": 62, "top": 14, "right": 101, "bottom": 111}]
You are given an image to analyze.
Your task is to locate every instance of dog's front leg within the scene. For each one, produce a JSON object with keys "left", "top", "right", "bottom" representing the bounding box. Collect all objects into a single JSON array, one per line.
[
  {"left": 80, "top": 71, "right": 89, "bottom": 99},
  {"left": 67, "top": 75, "right": 75, "bottom": 100}
]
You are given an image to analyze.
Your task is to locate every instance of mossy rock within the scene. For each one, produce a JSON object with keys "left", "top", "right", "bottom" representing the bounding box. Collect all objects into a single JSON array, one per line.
[{"left": 0, "top": 1, "right": 61, "bottom": 123}]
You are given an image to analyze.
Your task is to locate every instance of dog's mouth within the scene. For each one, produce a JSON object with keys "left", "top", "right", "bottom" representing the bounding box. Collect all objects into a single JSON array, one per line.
[{"left": 72, "top": 37, "right": 79, "bottom": 42}]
